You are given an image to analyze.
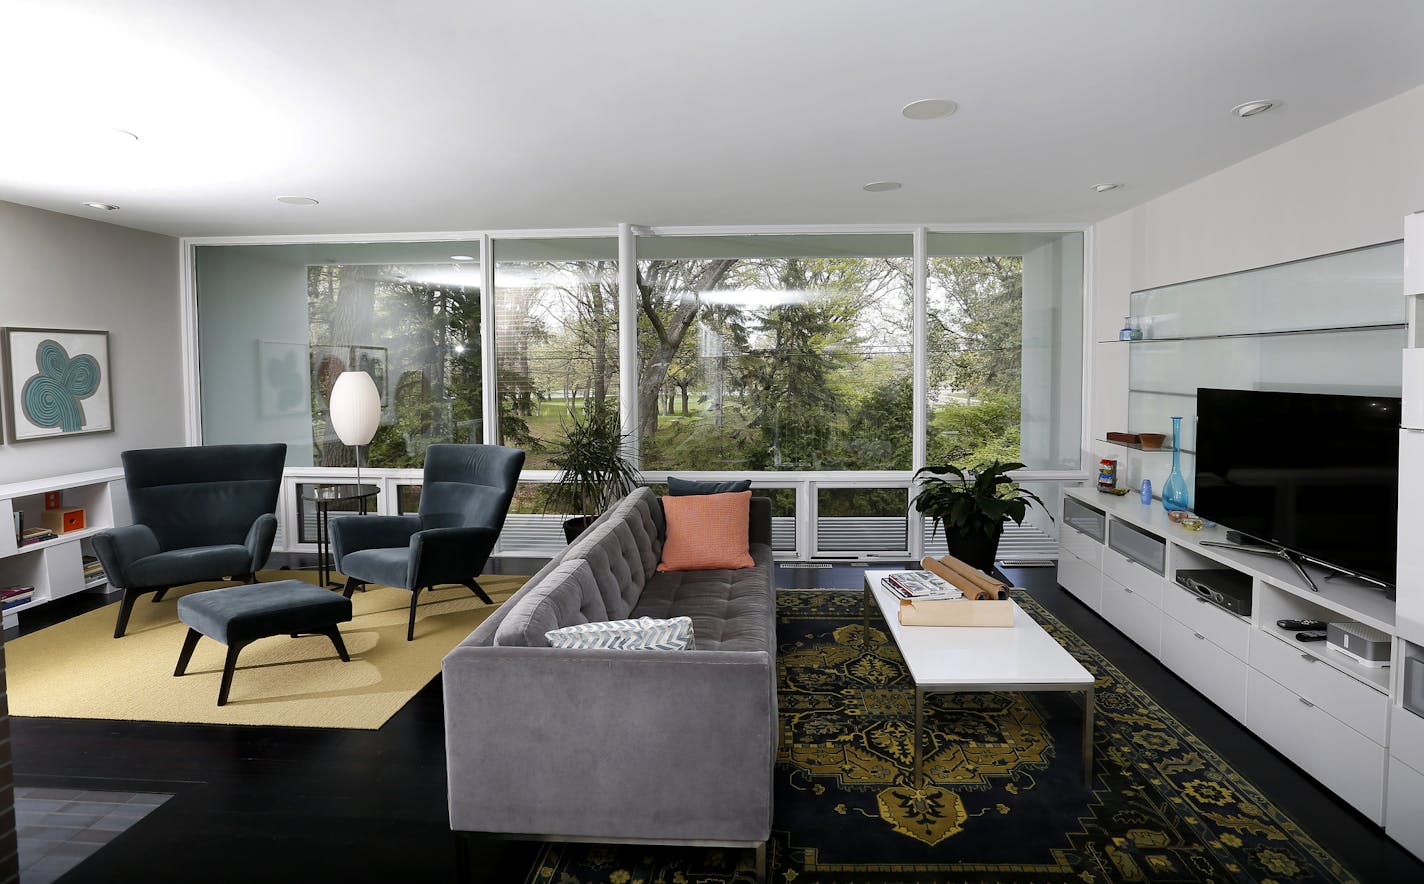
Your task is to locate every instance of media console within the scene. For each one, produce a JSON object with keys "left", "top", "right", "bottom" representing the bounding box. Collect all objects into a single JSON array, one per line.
[{"left": 1059, "top": 485, "right": 1403, "bottom": 829}]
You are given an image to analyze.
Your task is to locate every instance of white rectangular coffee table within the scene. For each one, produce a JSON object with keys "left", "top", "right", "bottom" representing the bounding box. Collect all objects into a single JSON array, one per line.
[{"left": 863, "top": 570, "right": 1096, "bottom": 788}]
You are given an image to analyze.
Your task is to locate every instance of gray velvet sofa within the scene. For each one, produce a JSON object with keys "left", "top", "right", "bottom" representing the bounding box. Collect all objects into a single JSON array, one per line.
[{"left": 442, "top": 487, "right": 776, "bottom": 879}]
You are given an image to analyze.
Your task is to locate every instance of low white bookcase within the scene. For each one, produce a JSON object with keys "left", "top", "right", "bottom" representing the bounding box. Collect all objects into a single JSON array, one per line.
[
  {"left": 1059, "top": 485, "right": 1399, "bottom": 827},
  {"left": 0, "top": 469, "right": 126, "bottom": 629}
]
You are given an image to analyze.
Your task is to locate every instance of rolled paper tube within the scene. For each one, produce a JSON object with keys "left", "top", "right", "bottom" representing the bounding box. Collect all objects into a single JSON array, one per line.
[
  {"left": 919, "top": 557, "right": 982, "bottom": 595},
  {"left": 931, "top": 554, "right": 1009, "bottom": 597}
]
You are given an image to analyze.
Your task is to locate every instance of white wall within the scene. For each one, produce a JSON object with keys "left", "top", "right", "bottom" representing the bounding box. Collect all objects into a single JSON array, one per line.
[
  {"left": 1089, "top": 82, "right": 1424, "bottom": 448},
  {"left": 0, "top": 201, "right": 184, "bottom": 483}
]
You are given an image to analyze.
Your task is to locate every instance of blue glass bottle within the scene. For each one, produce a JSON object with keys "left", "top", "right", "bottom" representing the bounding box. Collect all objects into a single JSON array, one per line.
[{"left": 1161, "top": 416, "right": 1190, "bottom": 512}]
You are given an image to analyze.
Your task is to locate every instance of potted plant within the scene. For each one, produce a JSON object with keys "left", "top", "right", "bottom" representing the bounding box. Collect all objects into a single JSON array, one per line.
[
  {"left": 544, "top": 401, "right": 641, "bottom": 543},
  {"left": 911, "top": 459, "right": 1043, "bottom": 573}
]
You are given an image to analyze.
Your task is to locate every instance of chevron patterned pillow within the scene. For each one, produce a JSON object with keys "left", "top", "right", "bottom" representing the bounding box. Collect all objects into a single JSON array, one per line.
[{"left": 545, "top": 616, "right": 695, "bottom": 651}]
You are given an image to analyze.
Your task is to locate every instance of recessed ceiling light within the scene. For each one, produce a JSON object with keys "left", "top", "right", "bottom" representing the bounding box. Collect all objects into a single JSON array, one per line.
[
  {"left": 450, "top": 254, "right": 476, "bottom": 262},
  {"left": 863, "top": 181, "right": 902, "bottom": 192},
  {"left": 1092, "top": 183, "right": 1122, "bottom": 193},
  {"left": 82, "top": 202, "right": 119, "bottom": 211},
  {"left": 276, "top": 195, "right": 320, "bottom": 206},
  {"left": 901, "top": 98, "right": 959, "bottom": 120},
  {"left": 1231, "top": 100, "right": 1278, "bottom": 118}
]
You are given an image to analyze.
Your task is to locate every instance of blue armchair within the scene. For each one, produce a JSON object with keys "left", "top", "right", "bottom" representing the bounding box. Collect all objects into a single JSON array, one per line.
[
  {"left": 329, "top": 443, "right": 525, "bottom": 641},
  {"left": 93, "top": 443, "right": 286, "bottom": 638}
]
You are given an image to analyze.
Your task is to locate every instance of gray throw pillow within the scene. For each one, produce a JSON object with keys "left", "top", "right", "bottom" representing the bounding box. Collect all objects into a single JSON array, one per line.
[{"left": 667, "top": 476, "right": 752, "bottom": 496}]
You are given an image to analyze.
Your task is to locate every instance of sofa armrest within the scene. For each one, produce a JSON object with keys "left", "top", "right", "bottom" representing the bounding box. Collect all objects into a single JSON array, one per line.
[
  {"left": 91, "top": 524, "right": 161, "bottom": 590},
  {"left": 443, "top": 645, "right": 774, "bottom": 843},
  {"left": 329, "top": 514, "right": 421, "bottom": 566},
  {"left": 410, "top": 525, "right": 498, "bottom": 587}
]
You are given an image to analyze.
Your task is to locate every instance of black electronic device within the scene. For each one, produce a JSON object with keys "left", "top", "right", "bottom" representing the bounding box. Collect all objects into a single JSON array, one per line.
[
  {"left": 1194, "top": 388, "right": 1400, "bottom": 591},
  {"left": 1295, "top": 630, "right": 1328, "bottom": 642},
  {"left": 1276, "top": 618, "right": 1326, "bottom": 631},
  {"left": 1174, "top": 569, "right": 1253, "bottom": 616}
]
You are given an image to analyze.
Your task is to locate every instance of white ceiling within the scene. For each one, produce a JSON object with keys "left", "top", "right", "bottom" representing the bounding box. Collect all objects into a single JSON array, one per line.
[{"left": 4, "top": 0, "right": 1424, "bottom": 238}]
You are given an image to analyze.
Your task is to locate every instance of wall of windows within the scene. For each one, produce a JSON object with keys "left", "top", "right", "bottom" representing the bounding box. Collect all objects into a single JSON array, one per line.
[
  {"left": 192, "top": 227, "right": 1084, "bottom": 558},
  {"left": 634, "top": 234, "right": 913, "bottom": 472}
]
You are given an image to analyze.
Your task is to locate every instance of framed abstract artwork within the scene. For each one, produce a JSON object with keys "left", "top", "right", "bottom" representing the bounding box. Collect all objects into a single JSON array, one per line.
[{"left": 3, "top": 327, "right": 113, "bottom": 442}]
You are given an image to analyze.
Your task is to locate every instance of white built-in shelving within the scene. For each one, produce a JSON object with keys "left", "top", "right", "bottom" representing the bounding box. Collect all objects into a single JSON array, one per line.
[{"left": 0, "top": 469, "right": 125, "bottom": 628}]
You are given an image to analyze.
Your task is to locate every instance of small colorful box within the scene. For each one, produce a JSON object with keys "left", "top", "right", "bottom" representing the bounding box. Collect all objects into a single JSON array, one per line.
[{"left": 40, "top": 507, "right": 85, "bottom": 534}]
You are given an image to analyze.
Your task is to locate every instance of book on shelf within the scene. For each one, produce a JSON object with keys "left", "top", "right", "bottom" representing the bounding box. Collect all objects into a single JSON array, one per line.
[
  {"left": 880, "top": 570, "right": 964, "bottom": 601},
  {"left": 1, "top": 585, "right": 34, "bottom": 609},
  {"left": 19, "top": 526, "right": 56, "bottom": 545}
]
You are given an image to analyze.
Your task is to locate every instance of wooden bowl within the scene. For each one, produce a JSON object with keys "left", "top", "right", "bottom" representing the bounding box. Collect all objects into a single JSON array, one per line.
[{"left": 1138, "top": 432, "right": 1167, "bottom": 449}]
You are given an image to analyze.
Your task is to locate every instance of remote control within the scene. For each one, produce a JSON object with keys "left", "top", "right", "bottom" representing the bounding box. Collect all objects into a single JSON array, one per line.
[
  {"left": 1295, "top": 630, "right": 1328, "bottom": 642},
  {"left": 1277, "top": 618, "right": 1326, "bottom": 631}
]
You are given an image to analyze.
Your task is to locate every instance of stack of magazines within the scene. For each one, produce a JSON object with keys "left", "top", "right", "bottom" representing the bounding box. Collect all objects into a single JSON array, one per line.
[{"left": 880, "top": 571, "right": 963, "bottom": 601}]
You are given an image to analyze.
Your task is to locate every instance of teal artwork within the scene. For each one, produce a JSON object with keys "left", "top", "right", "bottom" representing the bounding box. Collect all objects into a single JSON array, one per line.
[{"left": 22, "top": 339, "right": 102, "bottom": 433}]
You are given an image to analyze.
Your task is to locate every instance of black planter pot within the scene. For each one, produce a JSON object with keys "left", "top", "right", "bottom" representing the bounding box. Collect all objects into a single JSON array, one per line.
[
  {"left": 562, "top": 515, "right": 598, "bottom": 544},
  {"left": 943, "top": 521, "right": 1005, "bottom": 574}
]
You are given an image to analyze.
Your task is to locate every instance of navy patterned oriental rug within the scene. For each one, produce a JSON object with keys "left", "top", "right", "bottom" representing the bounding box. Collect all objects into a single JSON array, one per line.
[{"left": 529, "top": 589, "right": 1355, "bottom": 883}]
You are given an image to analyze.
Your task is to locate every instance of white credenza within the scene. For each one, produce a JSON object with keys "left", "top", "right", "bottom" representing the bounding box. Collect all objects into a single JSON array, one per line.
[
  {"left": 1059, "top": 486, "right": 1397, "bottom": 828},
  {"left": 0, "top": 469, "right": 126, "bottom": 629}
]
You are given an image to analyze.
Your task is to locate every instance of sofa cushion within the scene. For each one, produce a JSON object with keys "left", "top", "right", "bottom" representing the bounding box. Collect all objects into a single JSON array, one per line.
[
  {"left": 127, "top": 544, "right": 253, "bottom": 587},
  {"left": 667, "top": 476, "right": 752, "bottom": 496},
  {"left": 658, "top": 491, "right": 753, "bottom": 572},
  {"left": 545, "top": 615, "right": 694, "bottom": 650},
  {"left": 632, "top": 545, "right": 773, "bottom": 652},
  {"left": 569, "top": 518, "right": 652, "bottom": 618},
  {"left": 493, "top": 560, "right": 606, "bottom": 647}
]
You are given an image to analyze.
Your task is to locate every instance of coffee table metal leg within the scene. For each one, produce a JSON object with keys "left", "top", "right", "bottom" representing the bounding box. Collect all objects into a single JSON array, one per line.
[
  {"left": 863, "top": 583, "right": 870, "bottom": 639},
  {"left": 914, "top": 686, "right": 925, "bottom": 790},
  {"left": 1083, "top": 684, "right": 1095, "bottom": 789}
]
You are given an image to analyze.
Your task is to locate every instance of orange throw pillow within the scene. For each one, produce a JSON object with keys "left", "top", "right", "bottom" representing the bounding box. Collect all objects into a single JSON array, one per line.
[{"left": 658, "top": 490, "right": 754, "bottom": 572}]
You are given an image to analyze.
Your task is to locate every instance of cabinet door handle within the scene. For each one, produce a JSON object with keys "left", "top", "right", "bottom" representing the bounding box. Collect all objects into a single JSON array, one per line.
[
  {"left": 1193, "top": 632, "right": 1205, "bottom": 640},
  {"left": 1300, "top": 654, "right": 1318, "bottom": 663},
  {"left": 1298, "top": 697, "right": 1315, "bottom": 708}
]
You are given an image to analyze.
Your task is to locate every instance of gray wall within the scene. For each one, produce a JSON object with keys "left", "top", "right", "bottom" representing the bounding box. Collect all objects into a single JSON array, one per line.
[{"left": 0, "top": 201, "right": 184, "bottom": 483}]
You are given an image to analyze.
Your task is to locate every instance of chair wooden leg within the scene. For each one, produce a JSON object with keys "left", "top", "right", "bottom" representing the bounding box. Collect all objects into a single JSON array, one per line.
[
  {"left": 150, "top": 587, "right": 170, "bottom": 604},
  {"left": 464, "top": 580, "right": 494, "bottom": 605},
  {"left": 407, "top": 586, "right": 424, "bottom": 641},
  {"left": 323, "top": 626, "right": 351, "bottom": 662},
  {"left": 754, "top": 841, "right": 767, "bottom": 883},
  {"left": 173, "top": 628, "right": 202, "bottom": 676},
  {"left": 342, "top": 577, "right": 362, "bottom": 599},
  {"left": 454, "top": 831, "right": 472, "bottom": 881},
  {"left": 217, "top": 640, "right": 248, "bottom": 707},
  {"left": 113, "top": 588, "right": 146, "bottom": 638}
]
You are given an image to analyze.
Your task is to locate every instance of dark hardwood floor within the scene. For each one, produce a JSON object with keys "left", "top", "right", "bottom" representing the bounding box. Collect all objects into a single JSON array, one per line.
[{"left": 5, "top": 558, "right": 1422, "bottom": 882}]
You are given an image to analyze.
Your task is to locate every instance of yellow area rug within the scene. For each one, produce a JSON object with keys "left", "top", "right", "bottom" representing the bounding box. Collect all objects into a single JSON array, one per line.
[{"left": 4, "top": 570, "right": 526, "bottom": 730}]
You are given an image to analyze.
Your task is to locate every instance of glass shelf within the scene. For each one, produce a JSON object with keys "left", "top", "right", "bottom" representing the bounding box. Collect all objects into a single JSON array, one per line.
[
  {"left": 1098, "top": 438, "right": 1195, "bottom": 455},
  {"left": 1097, "top": 321, "right": 1405, "bottom": 346}
]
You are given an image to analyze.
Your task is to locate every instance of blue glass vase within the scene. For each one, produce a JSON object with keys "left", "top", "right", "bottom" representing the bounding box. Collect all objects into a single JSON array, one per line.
[{"left": 1161, "top": 416, "right": 1190, "bottom": 512}]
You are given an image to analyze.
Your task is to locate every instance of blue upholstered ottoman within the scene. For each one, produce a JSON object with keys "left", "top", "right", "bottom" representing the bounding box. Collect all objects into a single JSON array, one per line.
[{"left": 174, "top": 579, "right": 353, "bottom": 706}]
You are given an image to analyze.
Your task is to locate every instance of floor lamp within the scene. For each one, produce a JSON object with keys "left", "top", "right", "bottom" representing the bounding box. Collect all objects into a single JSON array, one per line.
[{"left": 329, "top": 371, "right": 381, "bottom": 487}]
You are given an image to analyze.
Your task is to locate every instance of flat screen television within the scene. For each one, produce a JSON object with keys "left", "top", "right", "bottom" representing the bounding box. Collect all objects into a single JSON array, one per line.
[{"left": 1193, "top": 387, "right": 1400, "bottom": 588}]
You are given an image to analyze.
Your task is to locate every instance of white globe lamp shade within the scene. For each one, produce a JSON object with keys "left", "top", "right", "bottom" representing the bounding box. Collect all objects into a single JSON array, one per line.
[{"left": 329, "top": 371, "right": 381, "bottom": 445}]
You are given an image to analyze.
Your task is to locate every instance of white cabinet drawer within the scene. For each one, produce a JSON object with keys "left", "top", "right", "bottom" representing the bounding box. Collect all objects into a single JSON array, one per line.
[
  {"left": 1060, "top": 522, "right": 1103, "bottom": 568},
  {"left": 1391, "top": 703, "right": 1424, "bottom": 774},
  {"left": 1161, "top": 613, "right": 1247, "bottom": 721},
  {"left": 1247, "top": 668, "right": 1386, "bottom": 824},
  {"left": 1057, "top": 548, "right": 1102, "bottom": 610},
  {"left": 1101, "top": 575, "right": 1161, "bottom": 655},
  {"left": 1102, "top": 549, "right": 1165, "bottom": 608},
  {"left": 1162, "top": 581, "right": 1250, "bottom": 661},
  {"left": 1387, "top": 757, "right": 1424, "bottom": 861},
  {"left": 1249, "top": 629, "right": 1389, "bottom": 745}
]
